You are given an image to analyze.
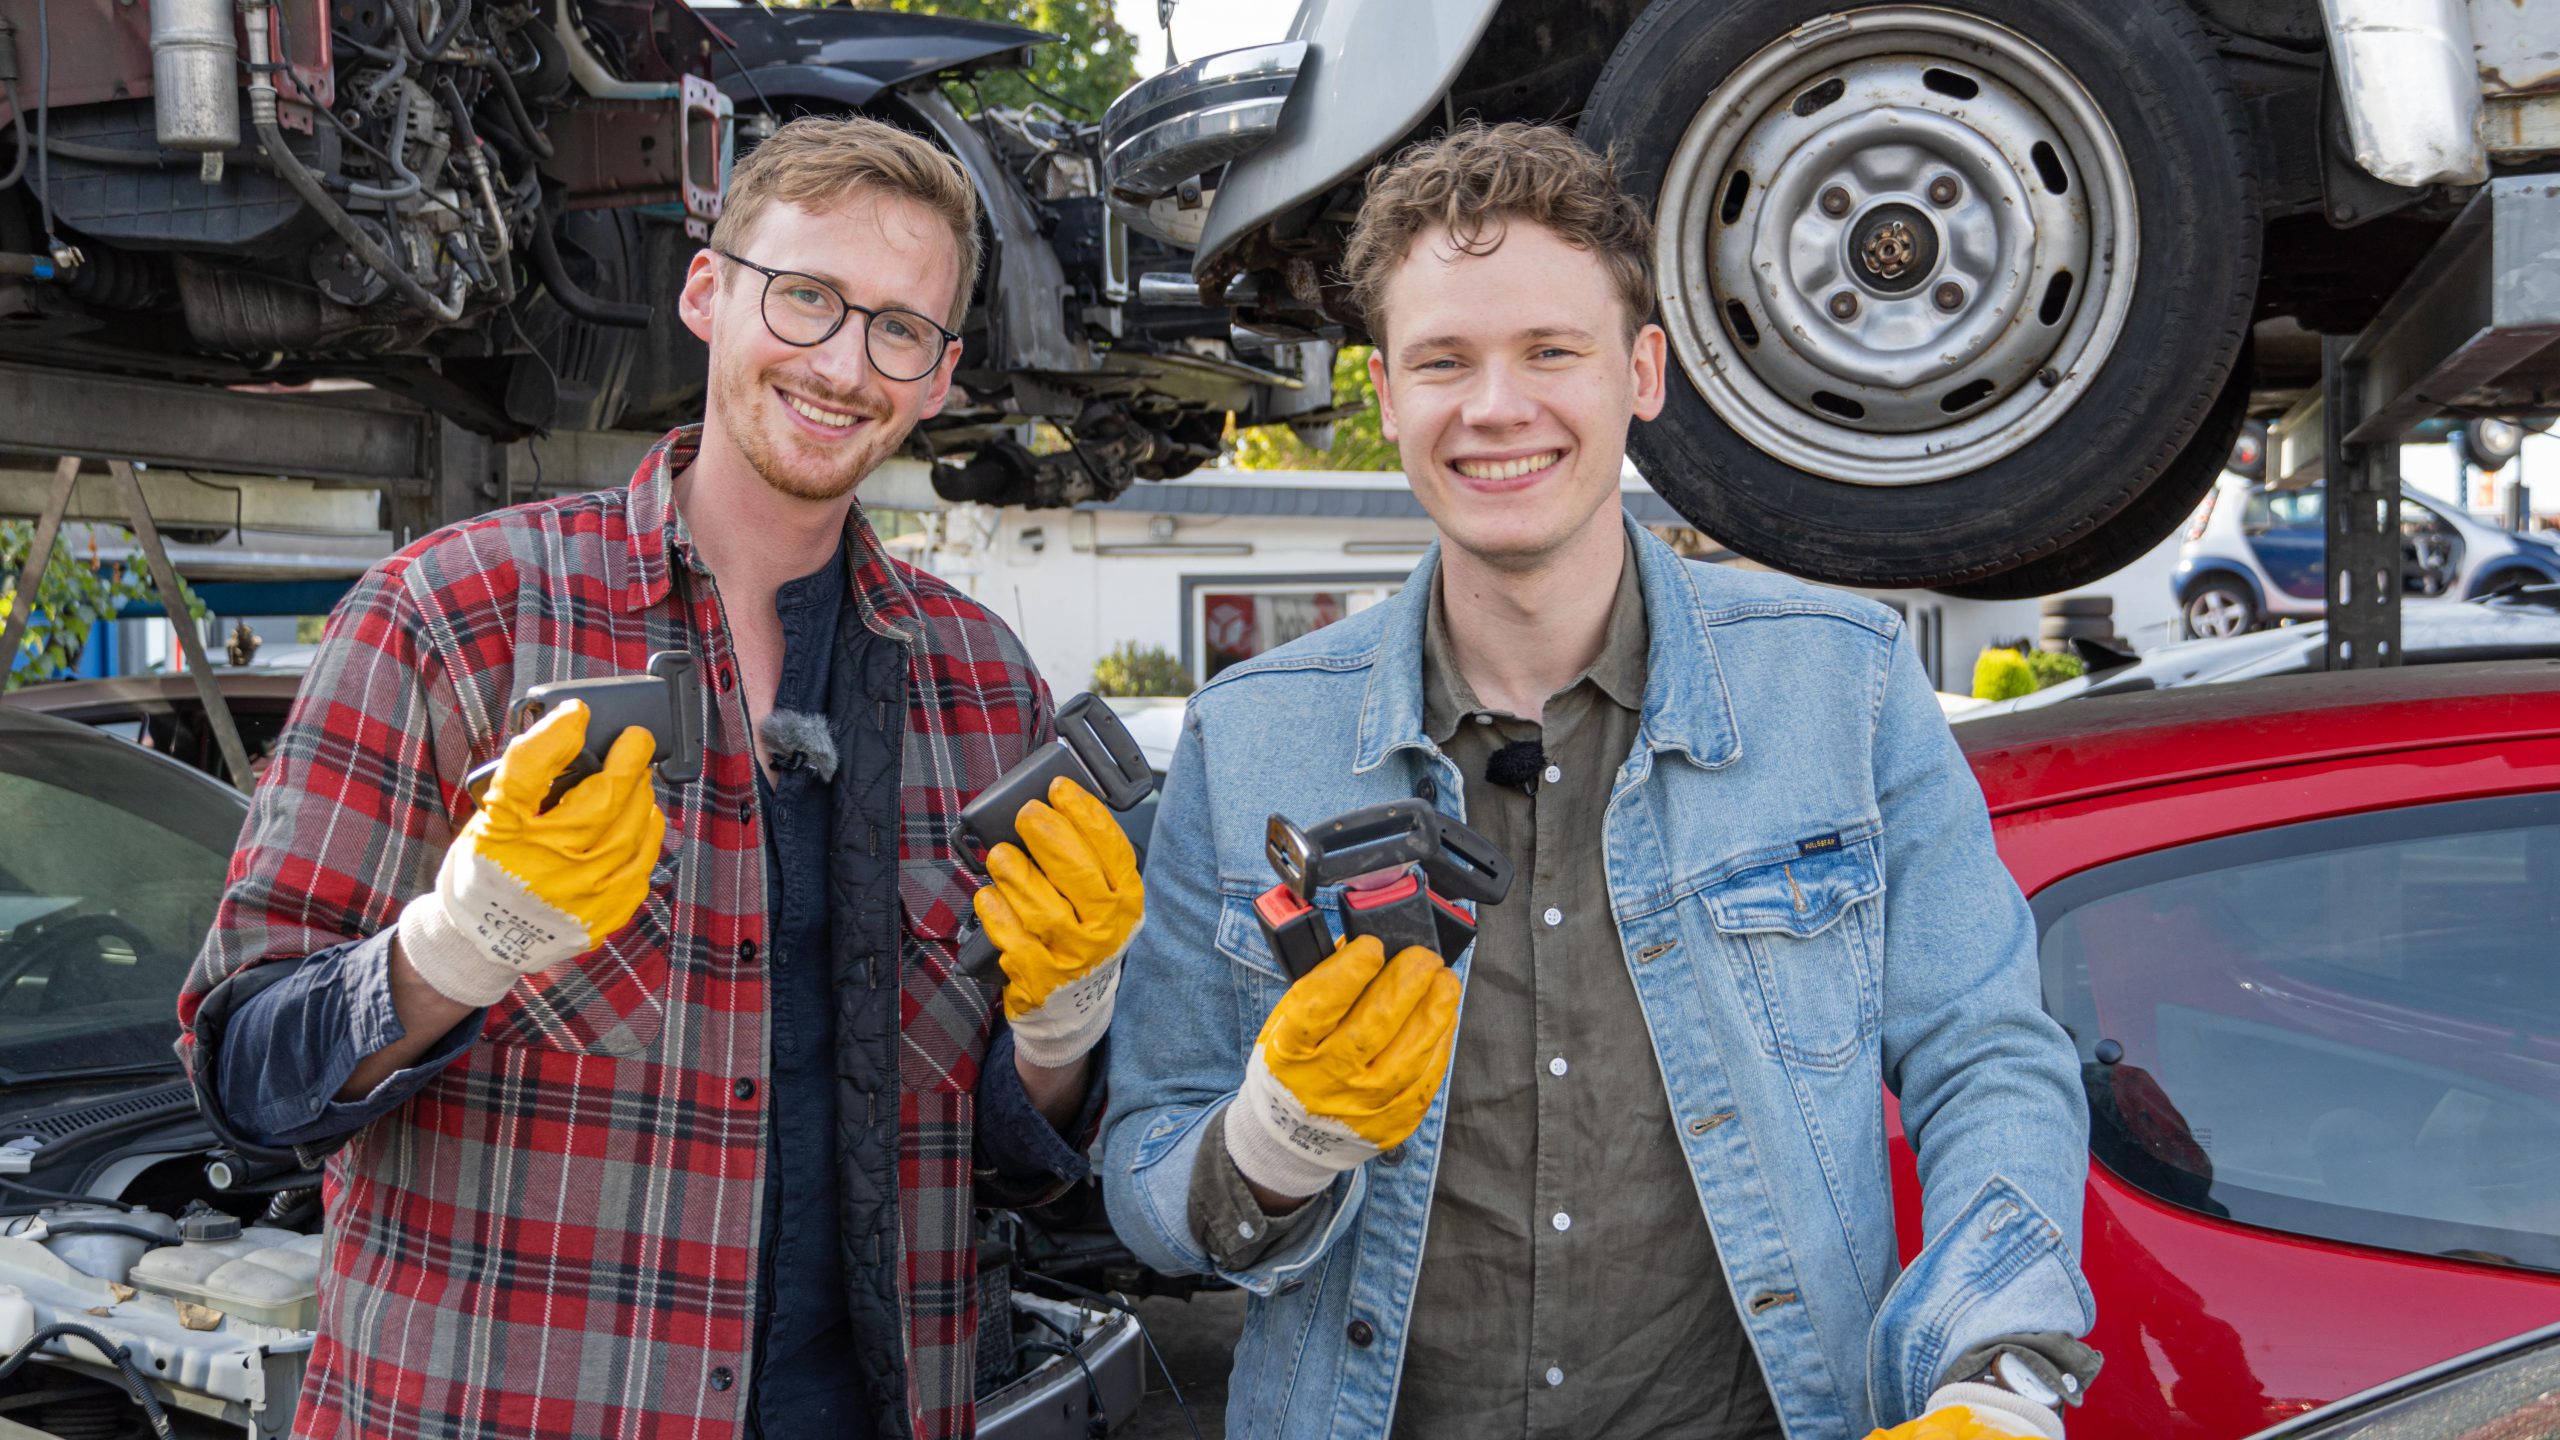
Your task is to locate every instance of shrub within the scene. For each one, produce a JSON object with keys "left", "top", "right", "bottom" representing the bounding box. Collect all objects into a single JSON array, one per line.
[
  {"left": 2025, "top": 649, "right": 2086, "bottom": 689},
  {"left": 1972, "top": 647, "right": 2037, "bottom": 702},
  {"left": 1091, "top": 640, "right": 1192, "bottom": 697}
]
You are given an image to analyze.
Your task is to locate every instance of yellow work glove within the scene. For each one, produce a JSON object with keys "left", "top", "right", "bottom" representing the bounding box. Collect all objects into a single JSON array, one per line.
[
  {"left": 971, "top": 775, "right": 1143, "bottom": 1070},
  {"left": 1869, "top": 1393, "right": 2062, "bottom": 1440},
  {"left": 1223, "top": 934, "right": 1463, "bottom": 1198},
  {"left": 398, "top": 699, "right": 668, "bottom": 1007}
]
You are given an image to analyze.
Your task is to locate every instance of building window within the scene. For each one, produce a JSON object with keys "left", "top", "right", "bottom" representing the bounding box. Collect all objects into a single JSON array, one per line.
[
  {"left": 1189, "top": 581, "right": 1399, "bottom": 682},
  {"left": 2034, "top": 793, "right": 2560, "bottom": 1274}
]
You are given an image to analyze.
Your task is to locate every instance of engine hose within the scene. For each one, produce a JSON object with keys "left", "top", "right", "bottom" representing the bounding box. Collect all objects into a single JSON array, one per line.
[
  {"left": 26, "top": 1219, "right": 180, "bottom": 1249},
  {"left": 34, "top": 135, "right": 270, "bottom": 170},
  {"left": 0, "top": 81, "right": 27, "bottom": 189},
  {"left": 530, "top": 205, "right": 649, "bottom": 327},
  {"left": 424, "top": 0, "right": 472, "bottom": 57},
  {"left": 474, "top": 33, "right": 551, "bottom": 159},
  {"left": 344, "top": 89, "right": 419, "bottom": 200},
  {"left": 244, "top": 0, "right": 462, "bottom": 322},
  {"left": 436, "top": 75, "right": 514, "bottom": 296},
  {"left": 388, "top": 0, "right": 468, "bottom": 62},
  {"left": 0, "top": 1323, "right": 175, "bottom": 1439}
]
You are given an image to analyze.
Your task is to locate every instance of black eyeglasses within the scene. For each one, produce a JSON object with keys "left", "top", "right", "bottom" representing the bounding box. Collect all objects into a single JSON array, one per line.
[{"left": 713, "top": 250, "right": 960, "bottom": 382}]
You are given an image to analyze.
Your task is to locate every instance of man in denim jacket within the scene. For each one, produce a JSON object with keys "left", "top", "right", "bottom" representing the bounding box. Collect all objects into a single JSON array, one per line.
[{"left": 1100, "top": 122, "right": 2101, "bottom": 1440}]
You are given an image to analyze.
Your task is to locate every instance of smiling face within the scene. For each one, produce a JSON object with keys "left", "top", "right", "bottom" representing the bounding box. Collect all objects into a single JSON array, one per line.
[
  {"left": 1370, "top": 219, "right": 1667, "bottom": 575},
  {"left": 678, "top": 191, "right": 963, "bottom": 504}
]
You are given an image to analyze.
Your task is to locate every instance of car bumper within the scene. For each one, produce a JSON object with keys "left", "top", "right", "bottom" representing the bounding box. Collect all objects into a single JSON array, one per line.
[
  {"left": 1102, "top": 41, "right": 1308, "bottom": 245},
  {"left": 976, "top": 1294, "right": 1146, "bottom": 1438}
]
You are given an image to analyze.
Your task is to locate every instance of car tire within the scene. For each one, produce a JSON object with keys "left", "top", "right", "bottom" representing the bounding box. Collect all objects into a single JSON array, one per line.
[
  {"left": 2180, "top": 577, "right": 2258, "bottom": 640},
  {"left": 1584, "top": 0, "right": 2259, "bottom": 589},
  {"left": 1934, "top": 353, "right": 2249, "bottom": 600}
]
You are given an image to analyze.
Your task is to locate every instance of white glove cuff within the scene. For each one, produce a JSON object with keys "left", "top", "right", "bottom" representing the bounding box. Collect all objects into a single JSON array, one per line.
[
  {"left": 1925, "top": 1383, "right": 2064, "bottom": 1440},
  {"left": 1223, "top": 1054, "right": 1368, "bottom": 1200},
  {"left": 1009, "top": 953, "right": 1123, "bottom": 1070},
  {"left": 397, "top": 891, "right": 522, "bottom": 1008}
]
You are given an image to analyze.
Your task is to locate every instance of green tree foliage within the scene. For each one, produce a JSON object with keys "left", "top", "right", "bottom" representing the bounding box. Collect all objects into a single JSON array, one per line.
[
  {"left": 1232, "top": 346, "right": 1401, "bottom": 472},
  {"left": 1, "top": 523, "right": 207, "bottom": 691},
  {"left": 880, "top": 0, "right": 1140, "bottom": 119},
  {"left": 1091, "top": 639, "right": 1193, "bottom": 697}
]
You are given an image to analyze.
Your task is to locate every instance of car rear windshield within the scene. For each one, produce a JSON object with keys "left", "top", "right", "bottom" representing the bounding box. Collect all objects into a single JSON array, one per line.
[
  {"left": 2036, "top": 793, "right": 2560, "bottom": 1274},
  {"left": 0, "top": 722, "right": 244, "bottom": 1081}
]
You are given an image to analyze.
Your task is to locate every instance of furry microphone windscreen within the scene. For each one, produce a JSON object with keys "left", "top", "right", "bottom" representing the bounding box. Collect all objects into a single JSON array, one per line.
[
  {"left": 1484, "top": 737, "right": 1545, "bottom": 791},
  {"left": 758, "top": 708, "right": 839, "bottom": 782}
]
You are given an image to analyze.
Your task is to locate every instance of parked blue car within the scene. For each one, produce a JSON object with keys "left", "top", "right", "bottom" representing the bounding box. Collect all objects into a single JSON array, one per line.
[{"left": 2172, "top": 480, "right": 2560, "bottom": 638}]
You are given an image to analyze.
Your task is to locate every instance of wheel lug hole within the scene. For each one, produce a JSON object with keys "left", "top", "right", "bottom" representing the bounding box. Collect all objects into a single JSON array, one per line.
[
  {"left": 1927, "top": 176, "right": 1961, "bottom": 207},
  {"left": 1828, "top": 290, "right": 1860, "bottom": 320},
  {"left": 1819, "top": 186, "right": 1852, "bottom": 218},
  {"left": 1933, "top": 282, "right": 1964, "bottom": 312}
]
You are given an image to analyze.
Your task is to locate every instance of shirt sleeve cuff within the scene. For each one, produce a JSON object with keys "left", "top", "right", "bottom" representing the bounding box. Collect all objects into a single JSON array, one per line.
[
  {"left": 1187, "top": 1107, "right": 1323, "bottom": 1270},
  {"left": 223, "top": 929, "right": 484, "bottom": 1149},
  {"left": 974, "top": 1024, "right": 1103, "bottom": 1187}
]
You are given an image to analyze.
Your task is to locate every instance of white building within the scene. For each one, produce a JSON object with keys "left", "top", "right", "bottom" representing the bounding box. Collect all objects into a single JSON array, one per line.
[{"left": 892, "top": 466, "right": 2189, "bottom": 697}]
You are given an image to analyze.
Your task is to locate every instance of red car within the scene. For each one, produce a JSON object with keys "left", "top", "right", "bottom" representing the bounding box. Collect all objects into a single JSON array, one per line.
[{"left": 1889, "top": 659, "right": 2560, "bottom": 1439}]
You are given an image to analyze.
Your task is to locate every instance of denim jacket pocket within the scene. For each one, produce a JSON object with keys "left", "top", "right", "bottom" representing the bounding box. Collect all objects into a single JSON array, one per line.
[
  {"left": 1699, "top": 838, "right": 1884, "bottom": 1072},
  {"left": 482, "top": 855, "right": 675, "bottom": 1058},
  {"left": 1215, "top": 884, "right": 1343, "bottom": 1042}
]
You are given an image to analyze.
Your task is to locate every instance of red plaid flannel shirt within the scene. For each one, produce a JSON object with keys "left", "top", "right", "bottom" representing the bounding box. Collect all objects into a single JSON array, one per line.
[{"left": 177, "top": 427, "right": 1052, "bottom": 1439}]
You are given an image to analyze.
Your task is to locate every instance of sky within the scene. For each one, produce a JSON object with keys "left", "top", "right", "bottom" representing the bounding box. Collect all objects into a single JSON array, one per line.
[{"left": 1110, "top": 0, "right": 1295, "bottom": 73}]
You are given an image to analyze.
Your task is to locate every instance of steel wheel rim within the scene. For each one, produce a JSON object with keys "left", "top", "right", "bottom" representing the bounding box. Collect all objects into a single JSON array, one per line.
[
  {"left": 1652, "top": 6, "right": 2139, "bottom": 486},
  {"left": 2187, "top": 588, "right": 2247, "bottom": 637}
]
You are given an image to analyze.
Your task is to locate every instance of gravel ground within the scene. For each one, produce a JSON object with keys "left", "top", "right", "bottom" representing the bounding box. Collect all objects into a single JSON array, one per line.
[{"left": 1119, "top": 1289, "right": 1246, "bottom": 1439}]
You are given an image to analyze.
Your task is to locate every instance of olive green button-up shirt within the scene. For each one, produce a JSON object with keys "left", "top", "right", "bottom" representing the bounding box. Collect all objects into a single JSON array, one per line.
[{"left": 1190, "top": 539, "right": 1781, "bottom": 1440}]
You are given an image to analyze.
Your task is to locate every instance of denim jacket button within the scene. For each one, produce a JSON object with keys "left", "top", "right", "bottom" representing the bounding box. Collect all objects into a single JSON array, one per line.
[
  {"left": 1411, "top": 775, "right": 1437, "bottom": 802},
  {"left": 1379, "top": 1144, "right": 1406, "bottom": 1167},
  {"left": 1347, "top": 1319, "right": 1375, "bottom": 1347}
]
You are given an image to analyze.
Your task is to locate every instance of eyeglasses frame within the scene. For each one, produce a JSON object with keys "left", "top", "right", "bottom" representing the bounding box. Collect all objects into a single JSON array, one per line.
[{"left": 710, "top": 249, "right": 962, "bottom": 381}]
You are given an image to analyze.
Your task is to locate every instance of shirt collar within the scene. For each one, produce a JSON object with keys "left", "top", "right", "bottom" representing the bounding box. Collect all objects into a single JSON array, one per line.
[
  {"left": 1357, "top": 513, "right": 1738, "bottom": 775},
  {"left": 1419, "top": 532, "right": 1649, "bottom": 742},
  {"left": 616, "top": 424, "right": 921, "bottom": 642}
]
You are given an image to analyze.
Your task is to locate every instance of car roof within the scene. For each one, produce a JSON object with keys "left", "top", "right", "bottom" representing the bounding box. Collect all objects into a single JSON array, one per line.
[
  {"left": 1958, "top": 659, "right": 2560, "bottom": 815},
  {"left": 0, "top": 703, "right": 251, "bottom": 796},
  {"left": 0, "top": 671, "right": 304, "bottom": 718}
]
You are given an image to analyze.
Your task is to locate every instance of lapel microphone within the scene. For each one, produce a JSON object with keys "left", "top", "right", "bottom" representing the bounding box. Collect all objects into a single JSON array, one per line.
[{"left": 1483, "top": 737, "right": 1545, "bottom": 794}]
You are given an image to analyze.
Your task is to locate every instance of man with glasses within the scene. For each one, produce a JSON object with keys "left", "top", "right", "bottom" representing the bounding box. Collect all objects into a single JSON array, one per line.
[{"left": 178, "top": 116, "right": 1137, "bottom": 1440}]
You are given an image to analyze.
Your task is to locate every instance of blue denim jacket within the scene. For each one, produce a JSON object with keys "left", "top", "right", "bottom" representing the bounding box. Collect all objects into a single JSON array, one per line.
[{"left": 1100, "top": 517, "right": 2093, "bottom": 1440}]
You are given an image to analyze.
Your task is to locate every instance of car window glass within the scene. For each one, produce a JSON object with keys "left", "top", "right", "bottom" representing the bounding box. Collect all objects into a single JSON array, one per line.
[
  {"left": 0, "top": 729, "right": 241, "bottom": 1079},
  {"left": 2267, "top": 490, "right": 2323, "bottom": 530},
  {"left": 2242, "top": 492, "right": 2274, "bottom": 532},
  {"left": 2036, "top": 794, "right": 2560, "bottom": 1274}
]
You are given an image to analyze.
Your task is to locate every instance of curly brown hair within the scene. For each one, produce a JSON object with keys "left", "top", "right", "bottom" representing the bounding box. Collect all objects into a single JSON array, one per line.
[
  {"left": 1342, "top": 120, "right": 1655, "bottom": 348},
  {"left": 710, "top": 115, "right": 982, "bottom": 328}
]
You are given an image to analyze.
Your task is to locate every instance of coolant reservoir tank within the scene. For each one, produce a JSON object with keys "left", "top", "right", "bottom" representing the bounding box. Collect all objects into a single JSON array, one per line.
[
  {"left": 130, "top": 1223, "right": 322, "bottom": 1330},
  {"left": 0, "top": 1284, "right": 31, "bottom": 1353}
]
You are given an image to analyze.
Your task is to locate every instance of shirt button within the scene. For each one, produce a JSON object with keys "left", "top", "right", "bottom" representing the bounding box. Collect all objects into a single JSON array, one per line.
[
  {"left": 709, "top": 1367, "right": 735, "bottom": 1392},
  {"left": 1543, "top": 906, "right": 1563, "bottom": 927},
  {"left": 716, "top": 666, "right": 735, "bottom": 693},
  {"left": 736, "top": 801, "right": 752, "bottom": 824},
  {"left": 739, "top": 939, "right": 758, "bottom": 964},
  {"left": 1548, "top": 1056, "right": 1568, "bottom": 1077},
  {"left": 733, "top": 1078, "right": 756, "bottom": 1100},
  {"left": 1545, "top": 1366, "right": 1565, "bottom": 1388},
  {"left": 1473, "top": 714, "right": 1493, "bottom": 726},
  {"left": 1551, "top": 1211, "right": 1571, "bottom": 1232},
  {"left": 1347, "top": 1319, "right": 1375, "bottom": 1348},
  {"left": 1543, "top": 764, "right": 1562, "bottom": 783}
]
